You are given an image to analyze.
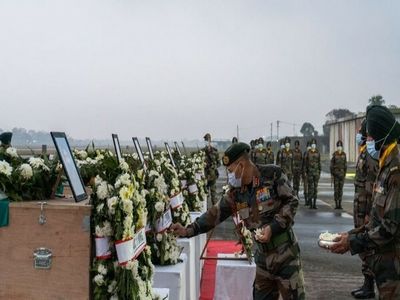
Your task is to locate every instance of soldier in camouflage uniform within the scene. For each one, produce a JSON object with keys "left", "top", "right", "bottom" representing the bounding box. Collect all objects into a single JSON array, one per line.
[
  {"left": 302, "top": 141, "right": 311, "bottom": 206},
  {"left": 276, "top": 139, "right": 284, "bottom": 166},
  {"left": 292, "top": 140, "right": 303, "bottom": 198},
  {"left": 330, "top": 140, "right": 347, "bottom": 209},
  {"left": 254, "top": 138, "right": 267, "bottom": 165},
  {"left": 350, "top": 119, "right": 378, "bottom": 299},
  {"left": 279, "top": 137, "right": 294, "bottom": 184},
  {"left": 172, "top": 142, "right": 305, "bottom": 299},
  {"left": 305, "top": 138, "right": 321, "bottom": 209},
  {"left": 0, "top": 132, "right": 12, "bottom": 150},
  {"left": 331, "top": 105, "right": 400, "bottom": 299},
  {"left": 266, "top": 141, "right": 275, "bottom": 164},
  {"left": 250, "top": 139, "right": 256, "bottom": 163},
  {"left": 203, "top": 133, "right": 220, "bottom": 205}
]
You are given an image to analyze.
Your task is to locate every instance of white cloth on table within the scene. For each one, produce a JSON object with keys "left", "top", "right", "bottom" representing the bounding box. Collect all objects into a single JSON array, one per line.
[
  {"left": 213, "top": 253, "right": 256, "bottom": 300},
  {"left": 177, "top": 238, "right": 196, "bottom": 300}
]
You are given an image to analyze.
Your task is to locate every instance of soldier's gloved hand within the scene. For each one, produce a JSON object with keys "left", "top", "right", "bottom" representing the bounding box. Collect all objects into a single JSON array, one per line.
[
  {"left": 170, "top": 223, "right": 187, "bottom": 237},
  {"left": 255, "top": 225, "right": 272, "bottom": 243},
  {"left": 330, "top": 232, "right": 350, "bottom": 254}
]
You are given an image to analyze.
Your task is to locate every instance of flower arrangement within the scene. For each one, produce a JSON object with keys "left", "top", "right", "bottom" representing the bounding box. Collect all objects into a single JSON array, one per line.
[{"left": 0, "top": 147, "right": 58, "bottom": 201}]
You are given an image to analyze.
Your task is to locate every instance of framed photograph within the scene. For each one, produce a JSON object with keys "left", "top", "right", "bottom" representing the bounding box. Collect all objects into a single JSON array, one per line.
[
  {"left": 174, "top": 141, "right": 182, "bottom": 157},
  {"left": 50, "top": 132, "right": 87, "bottom": 202},
  {"left": 145, "top": 137, "right": 154, "bottom": 161},
  {"left": 112, "top": 134, "right": 123, "bottom": 163},
  {"left": 132, "top": 137, "right": 147, "bottom": 171},
  {"left": 164, "top": 142, "right": 176, "bottom": 168}
]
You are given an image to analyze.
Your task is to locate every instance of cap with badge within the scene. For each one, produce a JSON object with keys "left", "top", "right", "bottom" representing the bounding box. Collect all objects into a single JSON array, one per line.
[{"left": 222, "top": 142, "right": 250, "bottom": 166}]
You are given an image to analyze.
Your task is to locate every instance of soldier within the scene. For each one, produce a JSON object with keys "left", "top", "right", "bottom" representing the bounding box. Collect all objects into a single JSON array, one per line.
[
  {"left": 331, "top": 105, "right": 400, "bottom": 299},
  {"left": 253, "top": 138, "right": 267, "bottom": 165},
  {"left": 276, "top": 139, "right": 285, "bottom": 166},
  {"left": 330, "top": 140, "right": 347, "bottom": 209},
  {"left": 266, "top": 141, "right": 275, "bottom": 164},
  {"left": 0, "top": 132, "right": 12, "bottom": 150},
  {"left": 279, "top": 137, "right": 294, "bottom": 184},
  {"left": 171, "top": 142, "right": 305, "bottom": 299},
  {"left": 350, "top": 119, "right": 378, "bottom": 299},
  {"left": 232, "top": 137, "right": 238, "bottom": 144},
  {"left": 305, "top": 138, "right": 321, "bottom": 209},
  {"left": 250, "top": 140, "right": 256, "bottom": 162},
  {"left": 302, "top": 141, "right": 311, "bottom": 206},
  {"left": 292, "top": 140, "right": 303, "bottom": 198},
  {"left": 203, "top": 133, "right": 220, "bottom": 205}
]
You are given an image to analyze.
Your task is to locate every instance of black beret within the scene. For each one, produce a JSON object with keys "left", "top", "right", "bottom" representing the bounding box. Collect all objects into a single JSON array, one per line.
[
  {"left": 294, "top": 140, "right": 300, "bottom": 145},
  {"left": 336, "top": 140, "right": 343, "bottom": 147},
  {"left": 311, "top": 138, "right": 317, "bottom": 144},
  {"left": 284, "top": 136, "right": 291, "bottom": 143},
  {"left": 222, "top": 142, "right": 250, "bottom": 166},
  {"left": 204, "top": 133, "right": 211, "bottom": 141},
  {"left": 367, "top": 105, "right": 400, "bottom": 144},
  {"left": 0, "top": 132, "right": 12, "bottom": 145}
]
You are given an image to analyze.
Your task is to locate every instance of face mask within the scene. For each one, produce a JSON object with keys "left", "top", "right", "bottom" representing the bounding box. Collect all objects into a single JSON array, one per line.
[
  {"left": 356, "top": 133, "right": 365, "bottom": 146},
  {"left": 337, "top": 146, "right": 343, "bottom": 152},
  {"left": 307, "top": 146, "right": 311, "bottom": 151},
  {"left": 280, "top": 144, "right": 285, "bottom": 149},
  {"left": 311, "top": 144, "right": 316, "bottom": 149},
  {"left": 227, "top": 164, "right": 244, "bottom": 188},
  {"left": 366, "top": 140, "right": 379, "bottom": 160},
  {"left": 285, "top": 143, "right": 290, "bottom": 149}
]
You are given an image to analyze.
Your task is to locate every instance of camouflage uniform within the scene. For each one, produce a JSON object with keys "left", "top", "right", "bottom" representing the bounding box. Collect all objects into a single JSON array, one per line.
[
  {"left": 279, "top": 149, "right": 293, "bottom": 184},
  {"left": 203, "top": 145, "right": 220, "bottom": 204},
  {"left": 305, "top": 145, "right": 321, "bottom": 209},
  {"left": 266, "top": 149, "right": 275, "bottom": 165},
  {"left": 186, "top": 165, "right": 305, "bottom": 299},
  {"left": 349, "top": 144, "right": 400, "bottom": 299},
  {"left": 330, "top": 149, "right": 347, "bottom": 209},
  {"left": 292, "top": 147, "right": 302, "bottom": 197},
  {"left": 254, "top": 146, "right": 267, "bottom": 165},
  {"left": 302, "top": 146, "right": 310, "bottom": 206}
]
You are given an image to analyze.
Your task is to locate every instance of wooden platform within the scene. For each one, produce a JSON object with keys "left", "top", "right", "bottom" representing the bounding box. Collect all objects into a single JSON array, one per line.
[{"left": 0, "top": 198, "right": 92, "bottom": 300}]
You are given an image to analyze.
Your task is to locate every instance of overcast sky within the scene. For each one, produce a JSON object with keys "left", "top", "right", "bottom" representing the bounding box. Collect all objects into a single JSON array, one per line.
[{"left": 1, "top": 0, "right": 399, "bottom": 142}]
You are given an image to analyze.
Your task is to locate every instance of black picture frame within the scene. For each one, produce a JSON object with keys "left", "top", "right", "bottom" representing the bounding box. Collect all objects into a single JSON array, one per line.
[
  {"left": 145, "top": 137, "right": 154, "bottom": 161},
  {"left": 112, "top": 134, "right": 123, "bottom": 164},
  {"left": 50, "top": 132, "right": 87, "bottom": 202},
  {"left": 174, "top": 141, "right": 182, "bottom": 157},
  {"left": 132, "top": 137, "right": 147, "bottom": 171},
  {"left": 164, "top": 142, "right": 176, "bottom": 168}
]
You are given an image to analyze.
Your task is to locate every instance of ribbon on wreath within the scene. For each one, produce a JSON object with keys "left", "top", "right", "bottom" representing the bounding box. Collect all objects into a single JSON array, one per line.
[{"left": 95, "top": 236, "right": 112, "bottom": 260}]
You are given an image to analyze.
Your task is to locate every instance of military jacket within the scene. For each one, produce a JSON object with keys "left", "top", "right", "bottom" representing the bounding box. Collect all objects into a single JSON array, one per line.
[
  {"left": 355, "top": 146, "right": 379, "bottom": 194},
  {"left": 292, "top": 149, "right": 303, "bottom": 173},
  {"left": 330, "top": 151, "right": 347, "bottom": 178},
  {"left": 276, "top": 149, "right": 282, "bottom": 165},
  {"left": 280, "top": 149, "right": 293, "bottom": 176},
  {"left": 305, "top": 149, "right": 321, "bottom": 175},
  {"left": 349, "top": 145, "right": 400, "bottom": 254},
  {"left": 203, "top": 146, "right": 220, "bottom": 180},
  {"left": 187, "top": 165, "right": 299, "bottom": 237},
  {"left": 253, "top": 148, "right": 267, "bottom": 165},
  {"left": 266, "top": 150, "right": 275, "bottom": 164}
]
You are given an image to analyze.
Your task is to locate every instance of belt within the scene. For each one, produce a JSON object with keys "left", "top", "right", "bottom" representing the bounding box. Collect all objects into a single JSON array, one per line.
[{"left": 256, "top": 229, "right": 292, "bottom": 252}]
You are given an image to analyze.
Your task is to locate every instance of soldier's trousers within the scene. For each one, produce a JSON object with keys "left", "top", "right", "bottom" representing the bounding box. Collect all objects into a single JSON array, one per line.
[
  {"left": 333, "top": 176, "right": 344, "bottom": 206},
  {"left": 207, "top": 180, "right": 217, "bottom": 205},
  {"left": 366, "top": 252, "right": 400, "bottom": 299},
  {"left": 293, "top": 170, "right": 301, "bottom": 194},
  {"left": 302, "top": 174, "right": 308, "bottom": 203},
  {"left": 307, "top": 174, "right": 319, "bottom": 201},
  {"left": 353, "top": 186, "right": 372, "bottom": 228},
  {"left": 253, "top": 243, "right": 305, "bottom": 300}
]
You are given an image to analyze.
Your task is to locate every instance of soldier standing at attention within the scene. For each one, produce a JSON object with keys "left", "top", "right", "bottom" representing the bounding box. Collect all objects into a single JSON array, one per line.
[
  {"left": 292, "top": 140, "right": 303, "bottom": 198},
  {"left": 254, "top": 138, "right": 267, "bottom": 165},
  {"left": 171, "top": 142, "right": 305, "bottom": 299},
  {"left": 203, "top": 133, "right": 220, "bottom": 205},
  {"left": 305, "top": 138, "right": 321, "bottom": 209},
  {"left": 302, "top": 141, "right": 311, "bottom": 206},
  {"left": 276, "top": 139, "right": 284, "bottom": 166},
  {"left": 350, "top": 119, "right": 378, "bottom": 299},
  {"left": 250, "top": 140, "right": 256, "bottom": 163},
  {"left": 330, "top": 140, "right": 347, "bottom": 209},
  {"left": 331, "top": 105, "right": 400, "bottom": 299},
  {"left": 266, "top": 141, "right": 275, "bottom": 164},
  {"left": 280, "top": 137, "right": 294, "bottom": 184}
]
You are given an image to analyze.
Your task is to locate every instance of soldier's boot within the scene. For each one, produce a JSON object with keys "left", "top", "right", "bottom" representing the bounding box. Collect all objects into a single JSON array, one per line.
[
  {"left": 338, "top": 198, "right": 343, "bottom": 209},
  {"left": 334, "top": 199, "right": 339, "bottom": 209},
  {"left": 313, "top": 198, "right": 317, "bottom": 209},
  {"left": 352, "top": 275, "right": 375, "bottom": 299}
]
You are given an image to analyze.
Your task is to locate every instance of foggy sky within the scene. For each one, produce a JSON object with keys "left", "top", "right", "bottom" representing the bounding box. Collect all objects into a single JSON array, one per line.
[{"left": 1, "top": 0, "right": 399, "bottom": 143}]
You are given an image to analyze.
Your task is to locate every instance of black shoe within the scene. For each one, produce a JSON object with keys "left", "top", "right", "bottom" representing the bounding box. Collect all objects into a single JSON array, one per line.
[
  {"left": 313, "top": 206, "right": 317, "bottom": 209},
  {"left": 351, "top": 287, "right": 362, "bottom": 297},
  {"left": 353, "top": 289, "right": 375, "bottom": 299}
]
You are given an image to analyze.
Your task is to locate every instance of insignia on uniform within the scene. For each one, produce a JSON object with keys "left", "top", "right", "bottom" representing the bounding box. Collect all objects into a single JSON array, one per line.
[
  {"left": 223, "top": 155, "right": 229, "bottom": 165},
  {"left": 390, "top": 166, "right": 399, "bottom": 172}
]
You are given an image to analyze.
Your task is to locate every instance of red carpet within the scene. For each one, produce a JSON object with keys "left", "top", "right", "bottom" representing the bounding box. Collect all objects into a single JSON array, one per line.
[{"left": 199, "top": 240, "right": 242, "bottom": 300}]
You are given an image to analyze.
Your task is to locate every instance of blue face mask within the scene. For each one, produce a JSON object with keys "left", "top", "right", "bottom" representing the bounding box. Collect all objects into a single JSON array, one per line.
[
  {"left": 356, "top": 133, "right": 365, "bottom": 146},
  {"left": 366, "top": 140, "right": 379, "bottom": 160},
  {"left": 227, "top": 164, "right": 244, "bottom": 188}
]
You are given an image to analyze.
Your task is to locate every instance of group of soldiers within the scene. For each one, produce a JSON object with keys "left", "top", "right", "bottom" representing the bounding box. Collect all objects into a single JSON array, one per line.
[{"left": 249, "top": 136, "right": 324, "bottom": 209}]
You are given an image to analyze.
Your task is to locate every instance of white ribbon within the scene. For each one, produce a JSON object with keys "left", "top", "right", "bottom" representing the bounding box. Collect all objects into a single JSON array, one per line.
[
  {"left": 115, "top": 238, "right": 134, "bottom": 265},
  {"left": 181, "top": 180, "right": 187, "bottom": 189},
  {"left": 195, "top": 173, "right": 202, "bottom": 181},
  {"left": 188, "top": 183, "right": 198, "bottom": 194},
  {"left": 170, "top": 192, "right": 184, "bottom": 209},
  {"left": 95, "top": 237, "right": 111, "bottom": 259}
]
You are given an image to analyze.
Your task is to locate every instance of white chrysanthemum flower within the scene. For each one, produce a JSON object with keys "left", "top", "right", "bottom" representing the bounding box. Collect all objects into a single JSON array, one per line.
[
  {"left": 123, "top": 216, "right": 133, "bottom": 236},
  {"left": 76, "top": 150, "right": 88, "bottom": 160},
  {"left": 119, "top": 173, "right": 131, "bottom": 186},
  {"left": 19, "top": 163, "right": 33, "bottom": 179},
  {"left": 125, "top": 259, "right": 139, "bottom": 277},
  {"left": 6, "top": 147, "right": 18, "bottom": 158},
  {"left": 0, "top": 160, "right": 13, "bottom": 176},
  {"left": 119, "top": 160, "right": 129, "bottom": 172},
  {"left": 96, "top": 181, "right": 110, "bottom": 200},
  {"left": 97, "top": 263, "right": 108, "bottom": 275},
  {"left": 154, "top": 177, "right": 167, "bottom": 195},
  {"left": 95, "top": 153, "right": 104, "bottom": 161},
  {"left": 94, "top": 175, "right": 103, "bottom": 186},
  {"left": 119, "top": 186, "right": 133, "bottom": 201},
  {"left": 107, "top": 280, "right": 117, "bottom": 294},
  {"left": 28, "top": 157, "right": 50, "bottom": 171},
  {"left": 122, "top": 199, "right": 133, "bottom": 214},
  {"left": 96, "top": 203, "right": 104, "bottom": 214},
  {"left": 110, "top": 295, "right": 118, "bottom": 300},
  {"left": 154, "top": 201, "right": 164, "bottom": 213},
  {"left": 107, "top": 197, "right": 118, "bottom": 215},
  {"left": 132, "top": 153, "right": 139, "bottom": 160},
  {"left": 93, "top": 274, "right": 104, "bottom": 286}
]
